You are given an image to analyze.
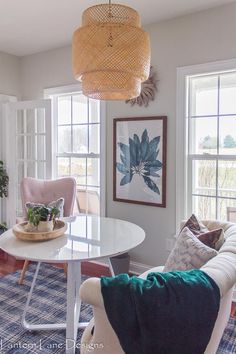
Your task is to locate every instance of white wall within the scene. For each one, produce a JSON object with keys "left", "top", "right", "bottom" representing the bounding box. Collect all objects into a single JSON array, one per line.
[
  {"left": 20, "top": 2, "right": 236, "bottom": 266},
  {"left": 0, "top": 51, "right": 20, "bottom": 97},
  {"left": 20, "top": 46, "right": 75, "bottom": 99},
  {"left": 0, "top": 51, "right": 20, "bottom": 159}
]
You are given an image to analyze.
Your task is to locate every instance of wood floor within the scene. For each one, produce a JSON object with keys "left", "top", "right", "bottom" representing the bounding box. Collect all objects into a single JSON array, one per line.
[
  {"left": 0, "top": 249, "right": 111, "bottom": 277},
  {"left": 0, "top": 249, "right": 235, "bottom": 318}
]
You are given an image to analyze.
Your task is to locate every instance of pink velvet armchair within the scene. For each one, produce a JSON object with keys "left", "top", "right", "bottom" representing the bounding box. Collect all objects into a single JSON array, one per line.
[{"left": 18, "top": 177, "right": 76, "bottom": 284}]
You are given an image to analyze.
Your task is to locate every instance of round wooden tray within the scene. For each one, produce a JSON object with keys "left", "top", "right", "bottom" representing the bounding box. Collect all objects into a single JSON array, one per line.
[{"left": 13, "top": 220, "right": 67, "bottom": 242}]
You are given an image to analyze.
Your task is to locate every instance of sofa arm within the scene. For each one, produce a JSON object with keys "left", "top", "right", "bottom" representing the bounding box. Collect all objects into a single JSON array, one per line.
[
  {"left": 79, "top": 277, "right": 104, "bottom": 308},
  {"left": 80, "top": 268, "right": 165, "bottom": 306},
  {"left": 201, "top": 253, "right": 236, "bottom": 297}
]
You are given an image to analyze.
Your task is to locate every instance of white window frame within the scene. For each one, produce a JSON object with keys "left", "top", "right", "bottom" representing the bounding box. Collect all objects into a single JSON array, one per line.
[
  {"left": 44, "top": 84, "right": 106, "bottom": 216},
  {"left": 176, "top": 58, "right": 236, "bottom": 231}
]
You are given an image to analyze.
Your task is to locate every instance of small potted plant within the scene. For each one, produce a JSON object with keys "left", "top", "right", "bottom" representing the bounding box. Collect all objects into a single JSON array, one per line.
[
  {"left": 27, "top": 205, "right": 60, "bottom": 232},
  {"left": 0, "top": 222, "right": 7, "bottom": 236}
]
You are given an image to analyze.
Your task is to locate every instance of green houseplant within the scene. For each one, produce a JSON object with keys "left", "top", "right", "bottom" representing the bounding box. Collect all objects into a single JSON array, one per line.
[
  {"left": 0, "top": 160, "right": 9, "bottom": 235},
  {"left": 27, "top": 205, "right": 60, "bottom": 232}
]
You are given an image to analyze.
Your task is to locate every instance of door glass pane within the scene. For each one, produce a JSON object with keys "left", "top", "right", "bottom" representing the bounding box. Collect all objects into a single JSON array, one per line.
[
  {"left": 26, "top": 109, "right": 36, "bottom": 134},
  {"left": 37, "top": 161, "right": 46, "bottom": 179},
  {"left": 36, "top": 108, "right": 45, "bottom": 134},
  {"left": 73, "top": 125, "right": 88, "bottom": 153},
  {"left": 218, "top": 161, "right": 236, "bottom": 199},
  {"left": 189, "top": 117, "right": 217, "bottom": 154},
  {"left": 58, "top": 126, "right": 71, "bottom": 153},
  {"left": 27, "top": 162, "right": 36, "bottom": 177},
  {"left": 58, "top": 96, "right": 71, "bottom": 125},
  {"left": 73, "top": 94, "right": 88, "bottom": 124},
  {"left": 192, "top": 195, "right": 216, "bottom": 220},
  {"left": 89, "top": 124, "right": 100, "bottom": 154},
  {"left": 17, "top": 162, "right": 24, "bottom": 184},
  {"left": 71, "top": 158, "right": 86, "bottom": 185},
  {"left": 219, "top": 116, "right": 236, "bottom": 155},
  {"left": 57, "top": 157, "right": 70, "bottom": 177},
  {"left": 192, "top": 160, "right": 216, "bottom": 196},
  {"left": 17, "top": 111, "right": 24, "bottom": 134},
  {"left": 17, "top": 188, "right": 23, "bottom": 215},
  {"left": 26, "top": 135, "right": 36, "bottom": 160},
  {"left": 87, "top": 158, "right": 100, "bottom": 186},
  {"left": 17, "top": 136, "right": 25, "bottom": 159},
  {"left": 190, "top": 76, "right": 218, "bottom": 116},
  {"left": 220, "top": 72, "right": 236, "bottom": 115},
  {"left": 37, "top": 135, "right": 46, "bottom": 161}
]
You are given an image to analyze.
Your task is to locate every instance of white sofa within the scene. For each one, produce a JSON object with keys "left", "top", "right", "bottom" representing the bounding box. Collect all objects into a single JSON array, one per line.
[{"left": 79, "top": 220, "right": 236, "bottom": 354}]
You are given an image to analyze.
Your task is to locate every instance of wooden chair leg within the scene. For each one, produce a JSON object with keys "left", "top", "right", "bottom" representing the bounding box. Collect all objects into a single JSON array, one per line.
[
  {"left": 18, "top": 260, "right": 30, "bottom": 285},
  {"left": 63, "top": 263, "right": 68, "bottom": 278}
]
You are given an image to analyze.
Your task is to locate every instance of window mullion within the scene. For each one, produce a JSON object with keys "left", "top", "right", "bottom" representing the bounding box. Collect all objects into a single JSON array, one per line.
[
  {"left": 56, "top": 152, "right": 100, "bottom": 159},
  {"left": 71, "top": 95, "right": 73, "bottom": 154},
  {"left": 87, "top": 98, "right": 90, "bottom": 154},
  {"left": 189, "top": 154, "right": 236, "bottom": 161},
  {"left": 215, "top": 75, "right": 221, "bottom": 219},
  {"left": 187, "top": 77, "right": 192, "bottom": 217}
]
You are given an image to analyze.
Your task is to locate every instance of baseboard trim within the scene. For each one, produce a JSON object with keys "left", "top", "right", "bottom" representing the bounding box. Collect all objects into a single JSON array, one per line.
[
  {"left": 129, "top": 261, "right": 152, "bottom": 275},
  {"left": 89, "top": 259, "right": 152, "bottom": 276}
]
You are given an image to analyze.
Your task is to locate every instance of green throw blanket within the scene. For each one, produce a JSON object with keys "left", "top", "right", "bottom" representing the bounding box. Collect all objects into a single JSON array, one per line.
[{"left": 101, "top": 270, "right": 220, "bottom": 354}]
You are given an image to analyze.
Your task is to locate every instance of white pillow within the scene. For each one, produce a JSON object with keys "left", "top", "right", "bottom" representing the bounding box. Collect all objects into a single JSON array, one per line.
[{"left": 163, "top": 227, "right": 218, "bottom": 272}]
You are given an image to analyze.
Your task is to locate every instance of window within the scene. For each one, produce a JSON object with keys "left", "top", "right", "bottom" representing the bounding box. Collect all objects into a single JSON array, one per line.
[
  {"left": 177, "top": 60, "right": 236, "bottom": 225},
  {"left": 48, "top": 86, "right": 105, "bottom": 216}
]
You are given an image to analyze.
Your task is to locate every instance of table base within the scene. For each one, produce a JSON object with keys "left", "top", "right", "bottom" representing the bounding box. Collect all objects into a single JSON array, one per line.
[
  {"left": 21, "top": 261, "right": 88, "bottom": 354},
  {"left": 21, "top": 255, "right": 127, "bottom": 354}
]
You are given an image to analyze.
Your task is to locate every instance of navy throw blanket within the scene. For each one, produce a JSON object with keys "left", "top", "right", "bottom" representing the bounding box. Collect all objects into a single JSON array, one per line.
[{"left": 101, "top": 270, "right": 220, "bottom": 354}]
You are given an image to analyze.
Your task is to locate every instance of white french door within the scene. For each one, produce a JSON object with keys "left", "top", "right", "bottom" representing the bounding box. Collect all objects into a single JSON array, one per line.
[
  {"left": 0, "top": 95, "right": 17, "bottom": 225},
  {"left": 4, "top": 99, "right": 52, "bottom": 226}
]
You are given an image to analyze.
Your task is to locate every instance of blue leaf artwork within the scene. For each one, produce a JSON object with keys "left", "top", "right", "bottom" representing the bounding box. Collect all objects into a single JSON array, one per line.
[{"left": 116, "top": 129, "right": 162, "bottom": 194}]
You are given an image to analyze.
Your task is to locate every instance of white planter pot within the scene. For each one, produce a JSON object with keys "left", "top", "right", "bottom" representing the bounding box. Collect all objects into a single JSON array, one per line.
[{"left": 37, "top": 220, "right": 54, "bottom": 232}]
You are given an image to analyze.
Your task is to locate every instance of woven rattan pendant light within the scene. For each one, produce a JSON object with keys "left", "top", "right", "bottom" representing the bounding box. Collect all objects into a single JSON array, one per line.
[{"left": 72, "top": 1, "right": 151, "bottom": 100}]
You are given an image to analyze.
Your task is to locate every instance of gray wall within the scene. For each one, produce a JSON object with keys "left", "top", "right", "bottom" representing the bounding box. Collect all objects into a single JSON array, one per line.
[
  {"left": 0, "top": 51, "right": 20, "bottom": 221},
  {"left": 19, "top": 2, "right": 236, "bottom": 266},
  {"left": 0, "top": 51, "right": 20, "bottom": 97}
]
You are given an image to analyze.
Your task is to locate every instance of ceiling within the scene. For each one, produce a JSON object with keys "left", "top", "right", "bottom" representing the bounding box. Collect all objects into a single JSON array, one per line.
[{"left": 0, "top": 0, "right": 234, "bottom": 57}]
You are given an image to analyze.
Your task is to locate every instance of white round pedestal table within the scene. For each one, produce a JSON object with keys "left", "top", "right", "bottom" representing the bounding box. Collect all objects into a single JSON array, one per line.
[{"left": 0, "top": 215, "right": 145, "bottom": 354}]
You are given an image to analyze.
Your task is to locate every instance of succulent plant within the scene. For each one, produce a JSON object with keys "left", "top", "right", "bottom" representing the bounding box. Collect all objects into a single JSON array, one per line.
[{"left": 116, "top": 129, "right": 162, "bottom": 194}]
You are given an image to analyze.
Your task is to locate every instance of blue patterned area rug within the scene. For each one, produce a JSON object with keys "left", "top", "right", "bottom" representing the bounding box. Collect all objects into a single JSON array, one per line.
[
  {"left": 0, "top": 263, "right": 92, "bottom": 353},
  {"left": 216, "top": 317, "right": 236, "bottom": 353},
  {"left": 0, "top": 264, "right": 235, "bottom": 354}
]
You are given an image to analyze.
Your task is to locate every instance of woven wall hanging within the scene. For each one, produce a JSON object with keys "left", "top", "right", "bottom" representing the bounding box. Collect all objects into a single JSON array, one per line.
[
  {"left": 126, "top": 66, "right": 158, "bottom": 107},
  {"left": 72, "top": 1, "right": 151, "bottom": 100}
]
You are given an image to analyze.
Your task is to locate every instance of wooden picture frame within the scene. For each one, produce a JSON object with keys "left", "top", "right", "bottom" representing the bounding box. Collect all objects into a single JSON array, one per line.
[{"left": 113, "top": 116, "right": 167, "bottom": 207}]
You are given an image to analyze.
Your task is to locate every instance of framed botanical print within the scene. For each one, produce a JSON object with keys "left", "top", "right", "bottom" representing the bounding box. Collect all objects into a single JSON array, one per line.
[{"left": 113, "top": 116, "right": 167, "bottom": 207}]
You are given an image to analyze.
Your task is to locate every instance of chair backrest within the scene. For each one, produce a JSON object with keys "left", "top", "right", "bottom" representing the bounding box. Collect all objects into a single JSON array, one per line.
[
  {"left": 76, "top": 189, "right": 100, "bottom": 215},
  {"left": 20, "top": 177, "right": 76, "bottom": 218}
]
